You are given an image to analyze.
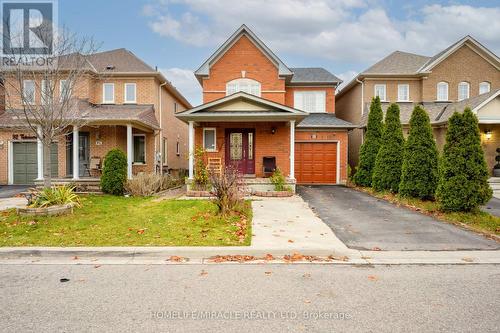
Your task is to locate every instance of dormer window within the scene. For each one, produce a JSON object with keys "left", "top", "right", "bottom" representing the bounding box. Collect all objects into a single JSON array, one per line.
[
  {"left": 226, "top": 78, "right": 261, "bottom": 97},
  {"left": 458, "top": 82, "right": 470, "bottom": 101}
]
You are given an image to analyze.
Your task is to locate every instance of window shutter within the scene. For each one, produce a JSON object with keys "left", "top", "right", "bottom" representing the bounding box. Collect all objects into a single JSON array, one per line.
[{"left": 294, "top": 92, "right": 304, "bottom": 110}]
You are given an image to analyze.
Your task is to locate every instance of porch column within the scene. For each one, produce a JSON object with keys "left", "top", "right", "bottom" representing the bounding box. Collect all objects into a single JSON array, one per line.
[
  {"left": 127, "top": 124, "right": 133, "bottom": 179},
  {"left": 188, "top": 121, "right": 194, "bottom": 179},
  {"left": 289, "top": 120, "right": 295, "bottom": 179},
  {"left": 72, "top": 126, "right": 79, "bottom": 180},
  {"left": 36, "top": 125, "right": 43, "bottom": 180}
]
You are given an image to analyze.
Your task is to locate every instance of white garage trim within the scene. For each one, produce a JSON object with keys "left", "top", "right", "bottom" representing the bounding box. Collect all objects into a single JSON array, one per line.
[
  {"left": 8, "top": 140, "right": 13, "bottom": 185},
  {"left": 336, "top": 141, "right": 340, "bottom": 185},
  {"left": 294, "top": 139, "right": 340, "bottom": 185}
]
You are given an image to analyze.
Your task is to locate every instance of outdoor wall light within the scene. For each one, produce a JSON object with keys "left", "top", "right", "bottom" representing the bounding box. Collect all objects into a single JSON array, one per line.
[
  {"left": 485, "top": 130, "right": 492, "bottom": 140},
  {"left": 271, "top": 127, "right": 277, "bottom": 134}
]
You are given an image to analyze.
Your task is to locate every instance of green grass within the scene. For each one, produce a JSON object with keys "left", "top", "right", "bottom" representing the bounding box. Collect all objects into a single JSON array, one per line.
[
  {"left": 0, "top": 196, "right": 252, "bottom": 247},
  {"left": 357, "top": 187, "right": 500, "bottom": 237}
]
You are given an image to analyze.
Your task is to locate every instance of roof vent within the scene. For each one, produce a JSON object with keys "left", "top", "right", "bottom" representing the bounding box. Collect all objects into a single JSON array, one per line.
[{"left": 105, "top": 65, "right": 115, "bottom": 70}]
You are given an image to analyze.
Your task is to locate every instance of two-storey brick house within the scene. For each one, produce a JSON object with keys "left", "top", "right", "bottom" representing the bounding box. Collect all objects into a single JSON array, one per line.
[
  {"left": 0, "top": 49, "right": 191, "bottom": 185},
  {"left": 175, "top": 25, "right": 355, "bottom": 190},
  {"left": 336, "top": 35, "right": 500, "bottom": 173}
]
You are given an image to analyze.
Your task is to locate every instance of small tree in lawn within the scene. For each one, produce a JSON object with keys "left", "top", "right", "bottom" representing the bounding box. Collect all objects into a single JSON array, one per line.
[
  {"left": 436, "top": 108, "right": 492, "bottom": 211},
  {"left": 372, "top": 103, "right": 404, "bottom": 192},
  {"left": 399, "top": 106, "right": 439, "bottom": 199},
  {"left": 353, "top": 96, "right": 384, "bottom": 187}
]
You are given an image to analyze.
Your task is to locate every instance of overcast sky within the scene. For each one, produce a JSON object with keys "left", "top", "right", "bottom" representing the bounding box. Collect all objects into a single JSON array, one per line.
[{"left": 60, "top": 0, "right": 500, "bottom": 106}]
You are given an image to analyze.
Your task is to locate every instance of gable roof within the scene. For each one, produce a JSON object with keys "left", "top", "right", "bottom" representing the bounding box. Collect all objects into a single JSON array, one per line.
[
  {"left": 361, "top": 51, "right": 431, "bottom": 75},
  {"left": 289, "top": 68, "right": 342, "bottom": 85},
  {"left": 195, "top": 24, "right": 293, "bottom": 82},
  {"left": 87, "top": 48, "right": 157, "bottom": 73}
]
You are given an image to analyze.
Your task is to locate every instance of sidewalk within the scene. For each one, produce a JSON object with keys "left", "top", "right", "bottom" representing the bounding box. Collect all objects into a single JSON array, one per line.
[{"left": 0, "top": 197, "right": 27, "bottom": 211}]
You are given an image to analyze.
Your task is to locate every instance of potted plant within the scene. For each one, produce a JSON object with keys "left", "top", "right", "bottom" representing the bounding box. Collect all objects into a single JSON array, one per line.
[{"left": 494, "top": 148, "right": 500, "bottom": 177}]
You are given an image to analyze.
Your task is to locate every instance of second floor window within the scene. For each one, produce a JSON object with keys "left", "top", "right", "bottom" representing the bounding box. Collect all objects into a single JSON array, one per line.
[
  {"left": 124, "top": 83, "right": 136, "bottom": 103},
  {"left": 397, "top": 84, "right": 409, "bottom": 102},
  {"left": 226, "top": 78, "right": 261, "bottom": 97},
  {"left": 23, "top": 80, "right": 35, "bottom": 104},
  {"left": 374, "top": 84, "right": 386, "bottom": 101},
  {"left": 294, "top": 91, "right": 326, "bottom": 113},
  {"left": 437, "top": 82, "right": 449, "bottom": 101},
  {"left": 479, "top": 81, "right": 491, "bottom": 94},
  {"left": 41, "top": 80, "right": 53, "bottom": 104},
  {"left": 60, "top": 80, "right": 70, "bottom": 101},
  {"left": 458, "top": 82, "right": 470, "bottom": 101},
  {"left": 103, "top": 83, "right": 114, "bottom": 104}
]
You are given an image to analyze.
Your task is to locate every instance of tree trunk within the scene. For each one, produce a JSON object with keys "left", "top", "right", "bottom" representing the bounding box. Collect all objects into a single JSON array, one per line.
[{"left": 42, "top": 141, "right": 52, "bottom": 188}]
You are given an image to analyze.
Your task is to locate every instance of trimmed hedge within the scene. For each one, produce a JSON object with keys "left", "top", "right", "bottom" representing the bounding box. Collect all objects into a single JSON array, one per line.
[
  {"left": 372, "top": 103, "right": 404, "bottom": 192},
  {"left": 100, "top": 148, "right": 128, "bottom": 195},
  {"left": 399, "top": 105, "right": 439, "bottom": 199},
  {"left": 353, "top": 96, "right": 384, "bottom": 187},
  {"left": 436, "top": 108, "right": 492, "bottom": 211}
]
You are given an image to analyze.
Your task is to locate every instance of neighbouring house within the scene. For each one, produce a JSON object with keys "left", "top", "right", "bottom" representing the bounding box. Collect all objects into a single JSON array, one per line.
[
  {"left": 0, "top": 48, "right": 191, "bottom": 185},
  {"left": 336, "top": 35, "right": 500, "bottom": 173},
  {"left": 175, "top": 25, "right": 355, "bottom": 192}
]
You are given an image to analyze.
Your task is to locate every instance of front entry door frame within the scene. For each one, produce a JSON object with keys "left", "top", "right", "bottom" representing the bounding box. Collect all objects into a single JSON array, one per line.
[
  {"left": 225, "top": 128, "right": 255, "bottom": 175},
  {"left": 66, "top": 132, "right": 90, "bottom": 177}
]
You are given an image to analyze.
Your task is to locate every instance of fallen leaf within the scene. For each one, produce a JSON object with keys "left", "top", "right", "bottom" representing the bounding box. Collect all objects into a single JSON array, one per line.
[
  {"left": 72, "top": 256, "right": 79, "bottom": 260},
  {"left": 199, "top": 270, "right": 208, "bottom": 276},
  {"left": 137, "top": 229, "right": 145, "bottom": 235},
  {"left": 264, "top": 253, "right": 274, "bottom": 261},
  {"left": 169, "top": 256, "right": 184, "bottom": 262},
  {"left": 264, "top": 271, "right": 272, "bottom": 275},
  {"left": 372, "top": 247, "right": 382, "bottom": 251},
  {"left": 288, "top": 239, "right": 294, "bottom": 243},
  {"left": 367, "top": 275, "right": 378, "bottom": 281},
  {"left": 304, "top": 299, "right": 311, "bottom": 304},
  {"left": 462, "top": 257, "right": 474, "bottom": 263},
  {"left": 94, "top": 264, "right": 101, "bottom": 269}
]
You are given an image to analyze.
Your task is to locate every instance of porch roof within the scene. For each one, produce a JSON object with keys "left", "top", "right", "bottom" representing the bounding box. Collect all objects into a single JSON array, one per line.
[{"left": 175, "top": 91, "right": 308, "bottom": 123}]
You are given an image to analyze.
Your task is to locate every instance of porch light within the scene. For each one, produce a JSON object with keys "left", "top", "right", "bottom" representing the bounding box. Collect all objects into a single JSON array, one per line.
[
  {"left": 271, "top": 127, "right": 277, "bottom": 134},
  {"left": 485, "top": 130, "right": 492, "bottom": 140}
]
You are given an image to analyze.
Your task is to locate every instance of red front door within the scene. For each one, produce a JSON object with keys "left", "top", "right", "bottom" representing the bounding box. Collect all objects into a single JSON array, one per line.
[{"left": 225, "top": 129, "right": 255, "bottom": 175}]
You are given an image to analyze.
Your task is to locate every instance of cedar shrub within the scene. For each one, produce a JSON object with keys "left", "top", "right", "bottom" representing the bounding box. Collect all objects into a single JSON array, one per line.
[
  {"left": 353, "top": 96, "right": 384, "bottom": 187},
  {"left": 372, "top": 103, "right": 405, "bottom": 192},
  {"left": 436, "top": 108, "right": 492, "bottom": 211},
  {"left": 399, "top": 105, "right": 439, "bottom": 199},
  {"left": 100, "top": 148, "right": 128, "bottom": 195}
]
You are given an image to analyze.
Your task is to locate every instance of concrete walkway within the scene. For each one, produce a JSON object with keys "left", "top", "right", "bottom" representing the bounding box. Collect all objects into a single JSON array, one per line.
[{"left": 0, "top": 197, "right": 27, "bottom": 211}]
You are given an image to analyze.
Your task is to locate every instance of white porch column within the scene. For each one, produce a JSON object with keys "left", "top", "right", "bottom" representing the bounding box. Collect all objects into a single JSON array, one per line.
[
  {"left": 36, "top": 125, "right": 43, "bottom": 180},
  {"left": 188, "top": 121, "right": 194, "bottom": 179},
  {"left": 289, "top": 120, "right": 295, "bottom": 179},
  {"left": 127, "top": 124, "right": 133, "bottom": 179},
  {"left": 72, "top": 126, "right": 79, "bottom": 180}
]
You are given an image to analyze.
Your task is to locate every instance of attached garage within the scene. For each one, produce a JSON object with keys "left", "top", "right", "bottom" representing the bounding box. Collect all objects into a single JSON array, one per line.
[
  {"left": 295, "top": 141, "right": 338, "bottom": 184},
  {"left": 12, "top": 142, "right": 58, "bottom": 184}
]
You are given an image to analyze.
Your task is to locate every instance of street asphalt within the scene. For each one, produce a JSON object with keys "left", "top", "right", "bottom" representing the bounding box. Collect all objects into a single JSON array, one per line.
[
  {"left": 0, "top": 264, "right": 498, "bottom": 332},
  {"left": 297, "top": 185, "right": 500, "bottom": 251}
]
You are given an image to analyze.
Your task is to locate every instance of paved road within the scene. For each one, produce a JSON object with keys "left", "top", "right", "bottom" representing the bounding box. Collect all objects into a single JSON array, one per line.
[
  {"left": 298, "top": 185, "right": 499, "bottom": 251},
  {"left": 0, "top": 185, "right": 29, "bottom": 199},
  {"left": 0, "top": 264, "right": 499, "bottom": 332}
]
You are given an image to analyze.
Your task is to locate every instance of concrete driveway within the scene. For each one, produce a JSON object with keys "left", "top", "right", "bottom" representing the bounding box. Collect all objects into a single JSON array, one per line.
[
  {"left": 0, "top": 185, "right": 30, "bottom": 199},
  {"left": 297, "top": 185, "right": 499, "bottom": 251}
]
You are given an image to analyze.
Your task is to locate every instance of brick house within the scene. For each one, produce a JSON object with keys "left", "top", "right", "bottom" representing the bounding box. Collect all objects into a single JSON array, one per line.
[
  {"left": 176, "top": 25, "right": 354, "bottom": 191},
  {"left": 336, "top": 36, "right": 500, "bottom": 173},
  {"left": 0, "top": 49, "right": 191, "bottom": 185}
]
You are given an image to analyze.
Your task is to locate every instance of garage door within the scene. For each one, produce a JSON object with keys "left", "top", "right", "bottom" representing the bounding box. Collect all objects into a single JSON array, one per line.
[
  {"left": 13, "top": 142, "right": 58, "bottom": 184},
  {"left": 295, "top": 142, "right": 337, "bottom": 184}
]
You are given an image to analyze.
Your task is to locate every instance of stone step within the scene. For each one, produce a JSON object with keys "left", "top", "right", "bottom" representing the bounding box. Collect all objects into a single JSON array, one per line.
[
  {"left": 489, "top": 177, "right": 500, "bottom": 183},
  {"left": 490, "top": 183, "right": 500, "bottom": 190}
]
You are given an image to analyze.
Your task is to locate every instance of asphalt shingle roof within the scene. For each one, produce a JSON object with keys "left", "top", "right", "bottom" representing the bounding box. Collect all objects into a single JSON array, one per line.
[
  {"left": 87, "top": 48, "right": 156, "bottom": 73},
  {"left": 290, "top": 67, "right": 341, "bottom": 84},
  {"left": 297, "top": 113, "right": 356, "bottom": 128},
  {"left": 362, "top": 51, "right": 431, "bottom": 75}
]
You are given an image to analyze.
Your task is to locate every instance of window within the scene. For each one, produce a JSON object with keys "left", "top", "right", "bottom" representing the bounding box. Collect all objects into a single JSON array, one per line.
[
  {"left": 226, "top": 78, "right": 261, "bottom": 97},
  {"left": 60, "top": 80, "right": 70, "bottom": 101},
  {"left": 397, "top": 84, "right": 409, "bottom": 102},
  {"left": 23, "top": 80, "right": 35, "bottom": 104},
  {"left": 437, "top": 82, "right": 449, "bottom": 101},
  {"left": 458, "top": 82, "right": 470, "bottom": 101},
  {"left": 203, "top": 128, "right": 216, "bottom": 152},
  {"left": 41, "top": 80, "right": 53, "bottom": 104},
  {"left": 174, "top": 102, "right": 178, "bottom": 113},
  {"left": 133, "top": 134, "right": 146, "bottom": 164},
  {"left": 102, "top": 83, "right": 115, "bottom": 103},
  {"left": 162, "top": 138, "right": 167, "bottom": 164},
  {"left": 374, "top": 84, "right": 386, "bottom": 101},
  {"left": 124, "top": 83, "right": 136, "bottom": 103},
  {"left": 479, "top": 81, "right": 491, "bottom": 94},
  {"left": 176, "top": 142, "right": 180, "bottom": 156},
  {"left": 294, "top": 91, "right": 326, "bottom": 113}
]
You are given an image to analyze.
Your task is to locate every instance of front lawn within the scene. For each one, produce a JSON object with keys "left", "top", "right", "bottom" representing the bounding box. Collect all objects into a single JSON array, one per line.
[
  {"left": 0, "top": 196, "right": 252, "bottom": 246},
  {"left": 355, "top": 187, "right": 500, "bottom": 237}
]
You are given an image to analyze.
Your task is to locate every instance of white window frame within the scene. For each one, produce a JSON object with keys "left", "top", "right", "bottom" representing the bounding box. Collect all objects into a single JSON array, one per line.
[
  {"left": 203, "top": 128, "right": 217, "bottom": 152},
  {"left": 437, "top": 82, "right": 449, "bottom": 101},
  {"left": 41, "top": 80, "right": 52, "bottom": 104},
  {"left": 397, "top": 84, "right": 410, "bottom": 102},
  {"left": 59, "top": 79, "right": 70, "bottom": 102},
  {"left": 132, "top": 134, "right": 146, "bottom": 164},
  {"left": 174, "top": 102, "right": 178, "bottom": 113},
  {"left": 124, "top": 83, "right": 136, "bottom": 104},
  {"left": 226, "top": 78, "right": 261, "bottom": 97},
  {"left": 23, "top": 80, "right": 35, "bottom": 104},
  {"left": 293, "top": 91, "right": 326, "bottom": 113},
  {"left": 458, "top": 81, "right": 470, "bottom": 101},
  {"left": 162, "top": 137, "right": 168, "bottom": 164},
  {"left": 479, "top": 81, "right": 491, "bottom": 95},
  {"left": 374, "top": 84, "right": 387, "bottom": 101},
  {"left": 102, "top": 83, "right": 115, "bottom": 104}
]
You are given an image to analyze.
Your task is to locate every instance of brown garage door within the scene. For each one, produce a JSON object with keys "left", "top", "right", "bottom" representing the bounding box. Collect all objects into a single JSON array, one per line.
[{"left": 295, "top": 142, "right": 337, "bottom": 184}]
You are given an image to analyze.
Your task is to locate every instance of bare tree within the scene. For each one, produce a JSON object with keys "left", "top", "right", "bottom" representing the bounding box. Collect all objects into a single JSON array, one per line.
[{"left": 2, "top": 26, "right": 100, "bottom": 188}]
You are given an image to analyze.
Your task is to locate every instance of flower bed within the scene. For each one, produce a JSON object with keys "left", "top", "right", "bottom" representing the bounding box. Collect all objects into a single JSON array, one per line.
[
  {"left": 252, "top": 190, "right": 293, "bottom": 197},
  {"left": 17, "top": 203, "right": 74, "bottom": 217}
]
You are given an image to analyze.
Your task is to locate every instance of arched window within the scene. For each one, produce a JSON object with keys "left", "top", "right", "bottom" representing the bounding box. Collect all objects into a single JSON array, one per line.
[
  {"left": 226, "top": 78, "right": 261, "bottom": 97},
  {"left": 437, "top": 82, "right": 448, "bottom": 101},
  {"left": 479, "top": 81, "right": 491, "bottom": 95},
  {"left": 458, "top": 81, "right": 470, "bottom": 101}
]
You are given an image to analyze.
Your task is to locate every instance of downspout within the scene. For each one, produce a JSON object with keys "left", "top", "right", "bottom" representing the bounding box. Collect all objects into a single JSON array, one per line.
[
  {"left": 356, "top": 77, "right": 364, "bottom": 144},
  {"left": 158, "top": 82, "right": 167, "bottom": 174}
]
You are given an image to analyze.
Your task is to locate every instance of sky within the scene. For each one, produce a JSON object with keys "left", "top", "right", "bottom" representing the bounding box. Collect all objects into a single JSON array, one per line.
[{"left": 58, "top": 0, "right": 500, "bottom": 106}]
